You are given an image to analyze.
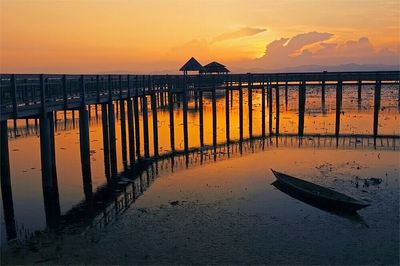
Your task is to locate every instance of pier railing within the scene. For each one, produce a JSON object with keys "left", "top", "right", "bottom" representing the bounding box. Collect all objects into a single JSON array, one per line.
[{"left": 1, "top": 71, "right": 399, "bottom": 121}]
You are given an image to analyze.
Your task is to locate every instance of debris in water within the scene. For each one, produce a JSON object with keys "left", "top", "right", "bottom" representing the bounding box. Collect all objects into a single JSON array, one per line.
[{"left": 170, "top": 200, "right": 179, "bottom": 206}]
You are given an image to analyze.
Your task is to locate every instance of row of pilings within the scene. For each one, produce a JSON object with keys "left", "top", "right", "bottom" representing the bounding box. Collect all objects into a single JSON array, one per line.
[{"left": 0, "top": 73, "right": 394, "bottom": 241}]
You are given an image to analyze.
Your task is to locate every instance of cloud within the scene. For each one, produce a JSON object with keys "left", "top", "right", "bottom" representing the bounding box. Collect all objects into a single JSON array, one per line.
[
  {"left": 170, "top": 26, "right": 266, "bottom": 61},
  {"left": 254, "top": 32, "right": 398, "bottom": 70},
  {"left": 212, "top": 27, "right": 267, "bottom": 43}
]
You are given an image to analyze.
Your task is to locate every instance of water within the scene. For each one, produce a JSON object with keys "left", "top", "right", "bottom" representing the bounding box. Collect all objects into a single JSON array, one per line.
[{"left": 1, "top": 84, "right": 399, "bottom": 264}]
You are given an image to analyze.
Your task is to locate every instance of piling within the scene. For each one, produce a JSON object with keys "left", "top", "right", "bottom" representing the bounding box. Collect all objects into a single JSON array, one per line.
[
  {"left": 168, "top": 88, "right": 175, "bottom": 151},
  {"left": 268, "top": 82, "right": 273, "bottom": 135},
  {"left": 298, "top": 82, "right": 306, "bottom": 136},
  {"left": 133, "top": 92, "right": 141, "bottom": 158},
  {"left": 39, "top": 112, "right": 60, "bottom": 228},
  {"left": 225, "top": 76, "right": 230, "bottom": 143},
  {"left": 239, "top": 77, "right": 243, "bottom": 141},
  {"left": 335, "top": 79, "right": 343, "bottom": 137},
  {"left": 199, "top": 87, "right": 204, "bottom": 147},
  {"left": 183, "top": 77, "right": 189, "bottom": 153},
  {"left": 212, "top": 77, "right": 217, "bottom": 147},
  {"left": 285, "top": 81, "right": 288, "bottom": 111},
  {"left": 79, "top": 107, "right": 93, "bottom": 201},
  {"left": 261, "top": 81, "right": 266, "bottom": 138},
  {"left": 101, "top": 103, "right": 111, "bottom": 180},
  {"left": 276, "top": 84, "right": 280, "bottom": 135},
  {"left": 108, "top": 103, "right": 118, "bottom": 177},
  {"left": 126, "top": 98, "right": 135, "bottom": 164},
  {"left": 120, "top": 100, "right": 127, "bottom": 168},
  {"left": 248, "top": 75, "right": 253, "bottom": 138},
  {"left": 151, "top": 92, "right": 159, "bottom": 156},
  {"left": 0, "top": 120, "right": 16, "bottom": 240},
  {"left": 373, "top": 79, "right": 381, "bottom": 140}
]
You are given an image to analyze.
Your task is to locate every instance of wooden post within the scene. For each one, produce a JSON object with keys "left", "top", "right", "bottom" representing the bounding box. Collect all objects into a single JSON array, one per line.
[
  {"left": 321, "top": 79, "right": 326, "bottom": 105},
  {"left": 268, "top": 81, "right": 273, "bottom": 135},
  {"left": 357, "top": 79, "right": 362, "bottom": 109},
  {"left": 108, "top": 103, "right": 118, "bottom": 177},
  {"left": 284, "top": 81, "right": 288, "bottom": 111},
  {"left": 335, "top": 79, "right": 343, "bottom": 137},
  {"left": 11, "top": 74, "right": 17, "bottom": 118},
  {"left": 239, "top": 76, "right": 243, "bottom": 141},
  {"left": 120, "top": 100, "right": 127, "bottom": 168},
  {"left": 133, "top": 79, "right": 141, "bottom": 158},
  {"left": 248, "top": 74, "right": 253, "bottom": 138},
  {"left": 96, "top": 75, "right": 100, "bottom": 102},
  {"left": 261, "top": 80, "right": 266, "bottom": 138},
  {"left": 39, "top": 112, "right": 60, "bottom": 228},
  {"left": 151, "top": 92, "right": 159, "bottom": 156},
  {"left": 0, "top": 120, "right": 16, "bottom": 240},
  {"left": 49, "top": 112, "right": 60, "bottom": 217},
  {"left": 276, "top": 84, "right": 280, "bottom": 135},
  {"left": 62, "top": 75, "right": 67, "bottom": 109},
  {"left": 40, "top": 74, "right": 46, "bottom": 114},
  {"left": 298, "top": 81, "right": 306, "bottom": 137},
  {"left": 142, "top": 93, "right": 150, "bottom": 158},
  {"left": 168, "top": 87, "right": 175, "bottom": 151},
  {"left": 373, "top": 79, "right": 381, "bottom": 139},
  {"left": 101, "top": 103, "right": 111, "bottom": 180},
  {"left": 183, "top": 76, "right": 189, "bottom": 153},
  {"left": 199, "top": 83, "right": 204, "bottom": 147},
  {"left": 225, "top": 75, "right": 230, "bottom": 143},
  {"left": 79, "top": 107, "right": 93, "bottom": 201},
  {"left": 126, "top": 98, "right": 135, "bottom": 164},
  {"left": 212, "top": 76, "right": 217, "bottom": 147}
]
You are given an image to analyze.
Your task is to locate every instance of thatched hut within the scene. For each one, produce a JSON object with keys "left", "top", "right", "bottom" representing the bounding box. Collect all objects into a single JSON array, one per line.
[
  {"left": 201, "top": 61, "right": 230, "bottom": 74},
  {"left": 179, "top": 57, "right": 205, "bottom": 74}
]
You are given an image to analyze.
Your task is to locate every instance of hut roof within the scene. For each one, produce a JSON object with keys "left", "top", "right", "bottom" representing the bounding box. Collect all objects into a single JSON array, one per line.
[
  {"left": 203, "top": 61, "right": 230, "bottom": 73},
  {"left": 179, "top": 57, "right": 205, "bottom": 72}
]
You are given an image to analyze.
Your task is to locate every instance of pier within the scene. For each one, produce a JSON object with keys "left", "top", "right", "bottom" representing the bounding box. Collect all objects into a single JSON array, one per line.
[{"left": 1, "top": 71, "right": 400, "bottom": 241}]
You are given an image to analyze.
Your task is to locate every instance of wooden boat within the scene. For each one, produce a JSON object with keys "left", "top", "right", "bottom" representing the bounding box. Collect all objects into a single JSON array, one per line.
[{"left": 271, "top": 169, "right": 370, "bottom": 212}]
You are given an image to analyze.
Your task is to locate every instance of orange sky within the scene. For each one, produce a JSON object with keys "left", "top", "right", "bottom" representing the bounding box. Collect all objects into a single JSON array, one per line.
[{"left": 1, "top": 0, "right": 399, "bottom": 73}]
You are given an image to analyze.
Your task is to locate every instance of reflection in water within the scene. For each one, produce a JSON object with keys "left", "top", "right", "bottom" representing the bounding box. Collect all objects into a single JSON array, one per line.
[{"left": 1, "top": 84, "right": 399, "bottom": 247}]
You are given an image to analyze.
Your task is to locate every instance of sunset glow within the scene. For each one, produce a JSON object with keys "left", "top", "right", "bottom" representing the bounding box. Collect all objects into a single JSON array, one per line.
[{"left": 1, "top": 0, "right": 399, "bottom": 73}]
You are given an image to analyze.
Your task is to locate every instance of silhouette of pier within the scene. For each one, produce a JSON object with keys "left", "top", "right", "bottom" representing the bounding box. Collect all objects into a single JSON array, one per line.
[{"left": 1, "top": 71, "right": 399, "bottom": 241}]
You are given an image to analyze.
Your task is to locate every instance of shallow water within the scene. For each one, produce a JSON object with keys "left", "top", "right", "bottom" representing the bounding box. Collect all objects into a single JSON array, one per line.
[{"left": 1, "top": 84, "right": 399, "bottom": 264}]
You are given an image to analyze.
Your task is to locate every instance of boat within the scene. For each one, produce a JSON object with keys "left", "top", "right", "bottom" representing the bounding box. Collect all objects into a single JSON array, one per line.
[{"left": 271, "top": 169, "right": 370, "bottom": 212}]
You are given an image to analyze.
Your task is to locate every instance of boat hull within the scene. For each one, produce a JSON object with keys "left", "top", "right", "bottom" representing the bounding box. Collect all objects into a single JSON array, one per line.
[{"left": 271, "top": 169, "right": 370, "bottom": 212}]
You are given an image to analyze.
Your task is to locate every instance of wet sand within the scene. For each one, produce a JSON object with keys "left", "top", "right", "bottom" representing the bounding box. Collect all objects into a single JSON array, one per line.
[{"left": 3, "top": 147, "right": 399, "bottom": 265}]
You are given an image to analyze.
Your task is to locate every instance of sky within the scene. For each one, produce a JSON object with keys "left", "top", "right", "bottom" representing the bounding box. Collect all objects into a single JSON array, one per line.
[{"left": 1, "top": 0, "right": 399, "bottom": 73}]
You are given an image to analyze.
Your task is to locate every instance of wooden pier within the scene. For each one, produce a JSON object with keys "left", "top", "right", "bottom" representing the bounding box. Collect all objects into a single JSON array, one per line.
[{"left": 1, "top": 71, "right": 399, "bottom": 241}]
